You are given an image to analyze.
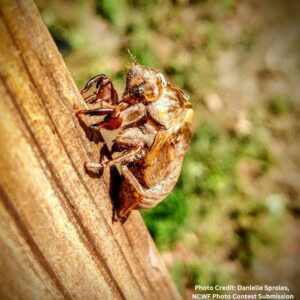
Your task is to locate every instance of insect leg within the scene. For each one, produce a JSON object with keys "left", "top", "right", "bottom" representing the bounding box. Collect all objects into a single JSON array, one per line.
[
  {"left": 76, "top": 107, "right": 115, "bottom": 117},
  {"left": 81, "top": 74, "right": 107, "bottom": 93},
  {"left": 85, "top": 144, "right": 143, "bottom": 169},
  {"left": 81, "top": 74, "right": 118, "bottom": 105},
  {"left": 120, "top": 166, "right": 166, "bottom": 200},
  {"left": 117, "top": 165, "right": 168, "bottom": 218}
]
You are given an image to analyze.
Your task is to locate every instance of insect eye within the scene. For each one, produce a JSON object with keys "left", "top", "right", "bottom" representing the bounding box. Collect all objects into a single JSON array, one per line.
[{"left": 132, "top": 84, "right": 145, "bottom": 97}]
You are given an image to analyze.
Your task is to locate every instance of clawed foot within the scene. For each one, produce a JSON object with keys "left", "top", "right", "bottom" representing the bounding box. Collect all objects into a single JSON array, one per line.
[{"left": 85, "top": 161, "right": 110, "bottom": 170}]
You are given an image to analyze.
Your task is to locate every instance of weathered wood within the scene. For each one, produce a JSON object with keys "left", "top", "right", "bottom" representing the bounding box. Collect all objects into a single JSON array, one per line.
[{"left": 0, "top": 0, "right": 181, "bottom": 299}]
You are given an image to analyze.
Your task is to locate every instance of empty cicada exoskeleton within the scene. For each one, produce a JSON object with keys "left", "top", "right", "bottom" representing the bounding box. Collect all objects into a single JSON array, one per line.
[{"left": 77, "top": 64, "right": 193, "bottom": 220}]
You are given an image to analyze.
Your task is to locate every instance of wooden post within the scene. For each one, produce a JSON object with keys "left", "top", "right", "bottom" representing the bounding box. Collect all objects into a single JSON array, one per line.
[{"left": 0, "top": 0, "right": 180, "bottom": 299}]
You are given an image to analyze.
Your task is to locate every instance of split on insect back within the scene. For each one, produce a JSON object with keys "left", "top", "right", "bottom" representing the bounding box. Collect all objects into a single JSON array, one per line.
[{"left": 76, "top": 61, "right": 194, "bottom": 221}]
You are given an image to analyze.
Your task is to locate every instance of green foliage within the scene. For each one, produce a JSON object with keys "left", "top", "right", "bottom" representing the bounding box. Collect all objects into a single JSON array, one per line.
[
  {"left": 181, "top": 121, "right": 273, "bottom": 198},
  {"left": 183, "top": 122, "right": 235, "bottom": 196},
  {"left": 48, "top": 22, "right": 86, "bottom": 55},
  {"left": 142, "top": 188, "right": 188, "bottom": 250},
  {"left": 96, "top": 0, "right": 127, "bottom": 28},
  {"left": 268, "top": 96, "right": 292, "bottom": 116},
  {"left": 123, "top": 19, "right": 157, "bottom": 66},
  {"left": 171, "top": 260, "right": 228, "bottom": 295}
]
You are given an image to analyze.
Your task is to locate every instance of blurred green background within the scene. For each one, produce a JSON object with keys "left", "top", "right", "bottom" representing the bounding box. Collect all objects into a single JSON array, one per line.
[{"left": 36, "top": 0, "right": 300, "bottom": 298}]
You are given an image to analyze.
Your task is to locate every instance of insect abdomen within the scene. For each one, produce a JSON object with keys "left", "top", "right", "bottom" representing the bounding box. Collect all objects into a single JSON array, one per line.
[{"left": 118, "top": 159, "right": 183, "bottom": 217}]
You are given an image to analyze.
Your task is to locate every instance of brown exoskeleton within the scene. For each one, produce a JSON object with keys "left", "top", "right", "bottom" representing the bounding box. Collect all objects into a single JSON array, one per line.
[{"left": 77, "top": 64, "right": 193, "bottom": 219}]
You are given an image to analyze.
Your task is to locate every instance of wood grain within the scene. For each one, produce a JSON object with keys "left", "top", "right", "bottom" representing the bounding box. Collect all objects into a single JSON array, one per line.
[{"left": 0, "top": 0, "right": 181, "bottom": 299}]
